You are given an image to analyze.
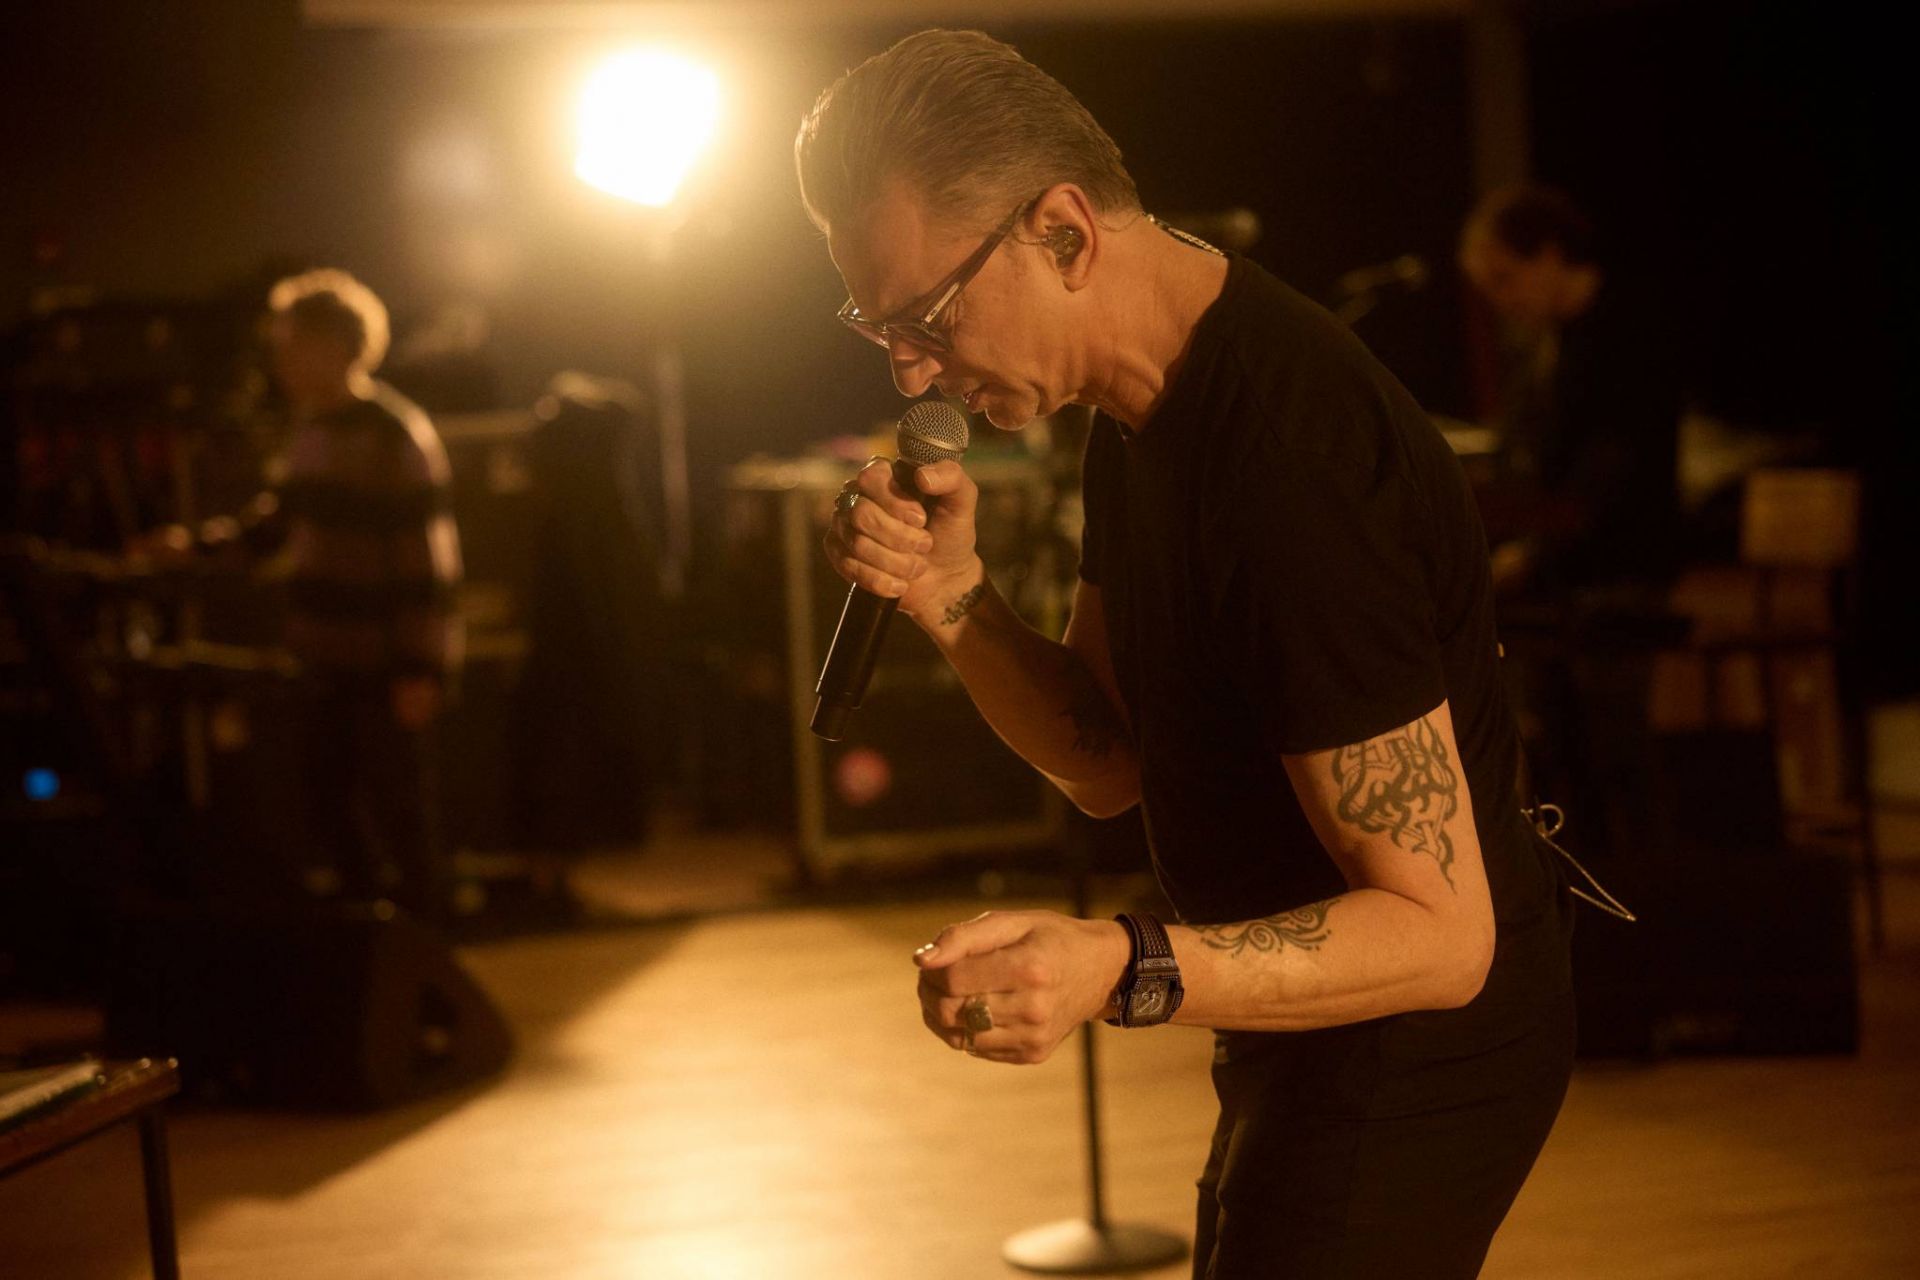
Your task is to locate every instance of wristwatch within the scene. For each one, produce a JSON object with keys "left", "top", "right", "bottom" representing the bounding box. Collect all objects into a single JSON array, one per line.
[{"left": 1105, "top": 912, "right": 1185, "bottom": 1028}]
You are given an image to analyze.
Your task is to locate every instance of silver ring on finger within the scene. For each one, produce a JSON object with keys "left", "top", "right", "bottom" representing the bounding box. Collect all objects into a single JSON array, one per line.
[
  {"left": 834, "top": 488, "right": 862, "bottom": 515},
  {"left": 961, "top": 995, "right": 994, "bottom": 1052}
]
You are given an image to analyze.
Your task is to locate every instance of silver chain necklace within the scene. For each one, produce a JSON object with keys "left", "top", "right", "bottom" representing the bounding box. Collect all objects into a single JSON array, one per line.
[{"left": 1148, "top": 214, "right": 1227, "bottom": 257}]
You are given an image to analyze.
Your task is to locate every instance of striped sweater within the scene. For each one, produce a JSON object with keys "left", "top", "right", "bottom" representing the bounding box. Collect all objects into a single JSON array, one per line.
[{"left": 235, "top": 384, "right": 464, "bottom": 683}]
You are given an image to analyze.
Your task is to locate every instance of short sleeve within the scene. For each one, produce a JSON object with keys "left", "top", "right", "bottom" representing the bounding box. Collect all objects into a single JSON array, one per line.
[{"left": 1212, "top": 447, "right": 1444, "bottom": 756}]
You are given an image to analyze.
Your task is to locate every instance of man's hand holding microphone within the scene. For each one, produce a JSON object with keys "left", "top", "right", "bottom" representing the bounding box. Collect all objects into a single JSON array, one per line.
[
  {"left": 822, "top": 453, "right": 981, "bottom": 625},
  {"left": 809, "top": 400, "right": 971, "bottom": 740}
]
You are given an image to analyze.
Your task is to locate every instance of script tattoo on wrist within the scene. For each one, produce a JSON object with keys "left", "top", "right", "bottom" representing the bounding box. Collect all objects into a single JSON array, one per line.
[
  {"left": 1331, "top": 714, "right": 1461, "bottom": 887},
  {"left": 1191, "top": 900, "right": 1335, "bottom": 958},
  {"left": 939, "top": 580, "right": 988, "bottom": 626}
]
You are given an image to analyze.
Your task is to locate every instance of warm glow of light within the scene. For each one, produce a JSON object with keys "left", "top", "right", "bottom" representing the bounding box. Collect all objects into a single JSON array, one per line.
[{"left": 574, "top": 48, "right": 720, "bottom": 208}]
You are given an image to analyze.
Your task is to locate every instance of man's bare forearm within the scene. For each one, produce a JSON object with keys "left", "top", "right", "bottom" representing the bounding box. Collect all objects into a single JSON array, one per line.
[
  {"left": 1169, "top": 709, "right": 1493, "bottom": 1029},
  {"left": 909, "top": 562, "right": 1139, "bottom": 815},
  {"left": 1162, "top": 887, "right": 1488, "bottom": 1031}
]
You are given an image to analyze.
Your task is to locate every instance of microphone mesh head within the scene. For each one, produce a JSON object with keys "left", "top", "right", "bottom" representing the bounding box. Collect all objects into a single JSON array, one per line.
[{"left": 896, "top": 400, "right": 970, "bottom": 466}]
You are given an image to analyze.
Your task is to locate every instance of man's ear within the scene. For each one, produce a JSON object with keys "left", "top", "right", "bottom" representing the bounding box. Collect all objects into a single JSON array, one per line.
[{"left": 1029, "top": 183, "right": 1097, "bottom": 290}]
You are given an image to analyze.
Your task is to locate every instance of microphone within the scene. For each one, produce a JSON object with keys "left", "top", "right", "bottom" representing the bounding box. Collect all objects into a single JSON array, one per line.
[
  {"left": 1335, "top": 253, "right": 1430, "bottom": 299},
  {"left": 1332, "top": 253, "right": 1430, "bottom": 325},
  {"left": 810, "top": 400, "right": 971, "bottom": 741}
]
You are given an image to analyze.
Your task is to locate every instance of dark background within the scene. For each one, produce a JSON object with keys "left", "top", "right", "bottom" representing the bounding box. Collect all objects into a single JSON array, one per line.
[{"left": 3, "top": 0, "right": 1912, "bottom": 688}]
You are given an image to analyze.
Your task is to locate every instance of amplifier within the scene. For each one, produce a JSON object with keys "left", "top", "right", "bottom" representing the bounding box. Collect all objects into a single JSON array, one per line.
[
  {"left": 106, "top": 899, "right": 512, "bottom": 1109},
  {"left": 722, "top": 452, "right": 1068, "bottom": 880}
]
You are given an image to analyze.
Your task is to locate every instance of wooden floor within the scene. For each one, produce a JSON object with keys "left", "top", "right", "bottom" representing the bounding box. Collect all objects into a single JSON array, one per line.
[{"left": 3, "top": 864, "right": 1918, "bottom": 1279}]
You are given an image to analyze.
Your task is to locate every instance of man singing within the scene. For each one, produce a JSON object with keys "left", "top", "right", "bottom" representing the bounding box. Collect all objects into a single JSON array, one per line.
[{"left": 798, "top": 30, "right": 1575, "bottom": 1278}]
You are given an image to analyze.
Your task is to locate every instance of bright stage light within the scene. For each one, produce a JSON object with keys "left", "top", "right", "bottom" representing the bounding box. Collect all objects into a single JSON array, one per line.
[{"left": 575, "top": 48, "right": 720, "bottom": 208}]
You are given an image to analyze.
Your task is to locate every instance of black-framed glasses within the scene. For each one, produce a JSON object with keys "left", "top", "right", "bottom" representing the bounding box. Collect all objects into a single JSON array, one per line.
[{"left": 837, "top": 198, "right": 1032, "bottom": 354}]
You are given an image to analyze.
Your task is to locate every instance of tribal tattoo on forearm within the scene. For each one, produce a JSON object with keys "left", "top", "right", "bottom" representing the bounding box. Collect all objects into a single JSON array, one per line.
[
  {"left": 1330, "top": 715, "right": 1460, "bottom": 887},
  {"left": 1191, "top": 899, "right": 1336, "bottom": 958}
]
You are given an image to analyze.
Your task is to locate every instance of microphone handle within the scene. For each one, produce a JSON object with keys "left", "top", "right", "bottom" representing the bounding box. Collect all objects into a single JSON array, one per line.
[
  {"left": 809, "top": 459, "right": 931, "bottom": 741},
  {"left": 810, "top": 586, "right": 897, "bottom": 741}
]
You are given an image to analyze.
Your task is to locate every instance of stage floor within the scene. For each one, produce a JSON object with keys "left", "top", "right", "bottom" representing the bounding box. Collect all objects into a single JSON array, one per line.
[{"left": 3, "top": 866, "right": 1917, "bottom": 1279}]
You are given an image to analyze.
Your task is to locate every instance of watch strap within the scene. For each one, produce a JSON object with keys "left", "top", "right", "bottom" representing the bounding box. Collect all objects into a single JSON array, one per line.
[
  {"left": 1126, "top": 911, "right": 1175, "bottom": 965},
  {"left": 1106, "top": 912, "right": 1184, "bottom": 1028}
]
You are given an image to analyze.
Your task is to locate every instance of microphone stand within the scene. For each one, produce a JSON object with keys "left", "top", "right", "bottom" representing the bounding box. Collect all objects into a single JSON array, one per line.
[{"left": 1001, "top": 811, "right": 1186, "bottom": 1274}]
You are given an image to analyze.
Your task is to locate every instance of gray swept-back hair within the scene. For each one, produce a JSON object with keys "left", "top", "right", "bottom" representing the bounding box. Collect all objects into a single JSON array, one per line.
[{"left": 795, "top": 28, "right": 1140, "bottom": 236}]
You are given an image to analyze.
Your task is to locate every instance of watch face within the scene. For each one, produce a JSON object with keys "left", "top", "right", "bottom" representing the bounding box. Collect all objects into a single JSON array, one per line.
[{"left": 1132, "top": 984, "right": 1168, "bottom": 1020}]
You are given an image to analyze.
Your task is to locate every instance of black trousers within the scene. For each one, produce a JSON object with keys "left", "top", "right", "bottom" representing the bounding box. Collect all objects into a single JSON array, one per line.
[
  {"left": 1193, "top": 937, "right": 1575, "bottom": 1278},
  {"left": 294, "top": 675, "right": 445, "bottom": 919}
]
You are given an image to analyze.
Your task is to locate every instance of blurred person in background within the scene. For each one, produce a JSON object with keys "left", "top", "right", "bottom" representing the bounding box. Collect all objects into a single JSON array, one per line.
[
  {"left": 137, "top": 269, "right": 463, "bottom": 920},
  {"left": 1458, "top": 183, "right": 1687, "bottom": 598},
  {"left": 1460, "top": 185, "right": 1689, "bottom": 853},
  {"left": 800, "top": 30, "right": 1574, "bottom": 1279}
]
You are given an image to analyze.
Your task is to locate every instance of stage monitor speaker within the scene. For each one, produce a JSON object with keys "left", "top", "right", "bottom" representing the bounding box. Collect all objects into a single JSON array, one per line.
[
  {"left": 1573, "top": 726, "right": 1858, "bottom": 1058},
  {"left": 106, "top": 900, "right": 513, "bottom": 1109},
  {"left": 1573, "top": 851, "right": 1858, "bottom": 1058}
]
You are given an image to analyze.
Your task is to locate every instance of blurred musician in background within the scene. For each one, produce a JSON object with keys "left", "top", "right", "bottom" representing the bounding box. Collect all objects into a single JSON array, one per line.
[
  {"left": 136, "top": 270, "right": 463, "bottom": 919},
  {"left": 1458, "top": 183, "right": 1687, "bottom": 599},
  {"left": 1459, "top": 185, "right": 1689, "bottom": 857}
]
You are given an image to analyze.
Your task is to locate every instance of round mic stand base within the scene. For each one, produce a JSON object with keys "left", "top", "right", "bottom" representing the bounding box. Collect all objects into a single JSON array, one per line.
[{"left": 1002, "top": 1218, "right": 1187, "bottom": 1275}]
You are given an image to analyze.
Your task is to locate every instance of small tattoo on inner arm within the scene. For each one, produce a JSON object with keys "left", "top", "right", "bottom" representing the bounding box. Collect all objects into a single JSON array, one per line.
[
  {"left": 1330, "top": 715, "right": 1461, "bottom": 887},
  {"left": 1191, "top": 900, "right": 1336, "bottom": 958},
  {"left": 1062, "top": 674, "right": 1124, "bottom": 760},
  {"left": 939, "top": 581, "right": 988, "bottom": 625}
]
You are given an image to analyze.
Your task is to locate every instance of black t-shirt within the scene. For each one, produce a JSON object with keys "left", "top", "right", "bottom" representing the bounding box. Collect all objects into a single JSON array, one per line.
[{"left": 1081, "top": 254, "right": 1567, "bottom": 1004}]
